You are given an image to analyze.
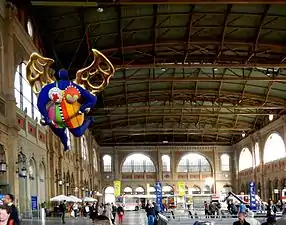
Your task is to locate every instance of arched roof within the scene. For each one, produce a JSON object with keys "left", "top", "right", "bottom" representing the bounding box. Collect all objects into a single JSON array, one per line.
[{"left": 30, "top": 3, "right": 286, "bottom": 146}]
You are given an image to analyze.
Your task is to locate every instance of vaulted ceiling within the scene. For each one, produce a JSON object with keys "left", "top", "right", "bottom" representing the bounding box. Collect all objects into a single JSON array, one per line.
[{"left": 27, "top": 1, "right": 286, "bottom": 146}]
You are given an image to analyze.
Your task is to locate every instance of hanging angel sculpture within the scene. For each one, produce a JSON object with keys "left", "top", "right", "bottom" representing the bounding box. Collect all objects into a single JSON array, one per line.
[{"left": 26, "top": 49, "right": 115, "bottom": 151}]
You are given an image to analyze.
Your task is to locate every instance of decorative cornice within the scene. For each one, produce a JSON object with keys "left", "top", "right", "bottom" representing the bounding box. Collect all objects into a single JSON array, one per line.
[
  {"left": 12, "top": 16, "right": 38, "bottom": 56},
  {"left": 100, "top": 145, "right": 231, "bottom": 153}
]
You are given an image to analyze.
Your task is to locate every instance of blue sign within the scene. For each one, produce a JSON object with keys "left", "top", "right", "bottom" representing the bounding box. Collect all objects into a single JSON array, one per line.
[
  {"left": 31, "top": 196, "right": 38, "bottom": 210},
  {"left": 155, "top": 182, "right": 162, "bottom": 212},
  {"left": 249, "top": 181, "right": 257, "bottom": 210}
]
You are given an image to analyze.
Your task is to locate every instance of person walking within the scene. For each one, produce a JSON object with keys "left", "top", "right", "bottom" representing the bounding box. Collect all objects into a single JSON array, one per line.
[
  {"left": 105, "top": 203, "right": 113, "bottom": 222},
  {"left": 59, "top": 200, "right": 66, "bottom": 224},
  {"left": 267, "top": 200, "right": 277, "bottom": 218},
  {"left": 146, "top": 202, "right": 155, "bottom": 225},
  {"left": 3, "top": 195, "right": 19, "bottom": 225},
  {"left": 90, "top": 202, "right": 98, "bottom": 224},
  {"left": 117, "top": 204, "right": 124, "bottom": 224},
  {"left": 73, "top": 202, "right": 79, "bottom": 218},
  {"left": 111, "top": 203, "right": 117, "bottom": 224}
]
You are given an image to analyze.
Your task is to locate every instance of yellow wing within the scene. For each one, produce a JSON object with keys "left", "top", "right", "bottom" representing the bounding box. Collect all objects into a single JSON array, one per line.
[
  {"left": 75, "top": 49, "right": 115, "bottom": 95},
  {"left": 26, "top": 52, "right": 55, "bottom": 94}
]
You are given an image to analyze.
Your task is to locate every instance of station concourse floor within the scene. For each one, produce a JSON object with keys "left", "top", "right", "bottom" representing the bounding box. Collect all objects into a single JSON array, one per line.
[{"left": 21, "top": 211, "right": 147, "bottom": 225}]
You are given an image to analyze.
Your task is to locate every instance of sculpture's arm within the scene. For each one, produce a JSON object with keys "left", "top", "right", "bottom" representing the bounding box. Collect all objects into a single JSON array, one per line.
[
  {"left": 74, "top": 83, "right": 97, "bottom": 113},
  {"left": 37, "top": 84, "right": 54, "bottom": 124}
]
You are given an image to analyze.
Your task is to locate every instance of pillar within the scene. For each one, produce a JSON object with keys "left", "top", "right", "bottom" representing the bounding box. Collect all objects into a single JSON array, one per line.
[{"left": 114, "top": 147, "right": 119, "bottom": 180}]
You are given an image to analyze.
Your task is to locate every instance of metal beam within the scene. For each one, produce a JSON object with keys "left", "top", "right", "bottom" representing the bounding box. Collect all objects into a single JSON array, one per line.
[
  {"left": 31, "top": 1, "right": 100, "bottom": 7},
  {"left": 110, "top": 76, "right": 286, "bottom": 82},
  {"left": 114, "top": 63, "right": 286, "bottom": 69},
  {"left": 216, "top": 5, "right": 232, "bottom": 61},
  {"left": 98, "top": 127, "right": 251, "bottom": 132},
  {"left": 93, "top": 115, "right": 255, "bottom": 128},
  {"left": 184, "top": 5, "right": 195, "bottom": 63},
  {"left": 95, "top": 112, "right": 277, "bottom": 116},
  {"left": 96, "top": 106, "right": 286, "bottom": 110},
  {"left": 31, "top": 0, "right": 286, "bottom": 6},
  {"left": 97, "top": 141, "right": 231, "bottom": 146},
  {"left": 102, "top": 90, "right": 286, "bottom": 106},
  {"left": 117, "top": 0, "right": 286, "bottom": 4}
]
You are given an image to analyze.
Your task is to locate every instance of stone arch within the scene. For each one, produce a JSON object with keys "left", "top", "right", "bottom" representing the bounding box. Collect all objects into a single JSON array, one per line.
[
  {"left": 121, "top": 153, "right": 156, "bottom": 173},
  {"left": 123, "top": 186, "right": 133, "bottom": 194},
  {"left": 135, "top": 186, "right": 145, "bottom": 194},
  {"left": 176, "top": 153, "right": 212, "bottom": 173},
  {"left": 176, "top": 152, "right": 214, "bottom": 170}
]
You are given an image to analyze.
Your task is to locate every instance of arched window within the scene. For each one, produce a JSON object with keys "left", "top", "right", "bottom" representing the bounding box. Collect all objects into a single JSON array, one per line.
[
  {"left": 122, "top": 154, "right": 156, "bottom": 173},
  {"left": 239, "top": 148, "right": 253, "bottom": 171},
  {"left": 221, "top": 154, "right": 230, "bottom": 171},
  {"left": 123, "top": 187, "right": 132, "bottom": 194},
  {"left": 162, "top": 186, "right": 174, "bottom": 195},
  {"left": 177, "top": 153, "right": 211, "bottom": 172},
  {"left": 81, "top": 136, "right": 88, "bottom": 160},
  {"left": 27, "top": 19, "right": 34, "bottom": 38},
  {"left": 264, "top": 133, "right": 286, "bottom": 163},
  {"left": 14, "top": 62, "right": 41, "bottom": 121},
  {"left": 254, "top": 142, "right": 260, "bottom": 167},
  {"left": 93, "top": 149, "right": 98, "bottom": 172},
  {"left": 149, "top": 186, "right": 156, "bottom": 194},
  {"left": 135, "top": 187, "right": 144, "bottom": 194},
  {"left": 162, "top": 155, "right": 171, "bottom": 172},
  {"left": 103, "top": 155, "right": 112, "bottom": 172},
  {"left": 104, "top": 186, "right": 115, "bottom": 203}
]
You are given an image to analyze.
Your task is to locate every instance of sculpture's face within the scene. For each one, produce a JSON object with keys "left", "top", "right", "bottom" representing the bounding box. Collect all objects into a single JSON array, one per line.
[
  {"left": 65, "top": 86, "right": 81, "bottom": 104},
  {"left": 48, "top": 87, "right": 63, "bottom": 103}
]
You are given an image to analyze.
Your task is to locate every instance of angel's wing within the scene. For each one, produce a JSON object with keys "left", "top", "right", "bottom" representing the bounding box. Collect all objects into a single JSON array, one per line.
[
  {"left": 26, "top": 52, "right": 55, "bottom": 94},
  {"left": 75, "top": 49, "right": 115, "bottom": 95}
]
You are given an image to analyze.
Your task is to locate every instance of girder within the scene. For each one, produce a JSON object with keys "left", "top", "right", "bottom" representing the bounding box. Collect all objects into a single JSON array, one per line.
[{"left": 30, "top": 3, "right": 286, "bottom": 145}]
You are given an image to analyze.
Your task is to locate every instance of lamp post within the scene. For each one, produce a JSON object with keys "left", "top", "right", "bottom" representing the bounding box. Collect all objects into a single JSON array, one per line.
[{"left": 17, "top": 151, "right": 27, "bottom": 177}]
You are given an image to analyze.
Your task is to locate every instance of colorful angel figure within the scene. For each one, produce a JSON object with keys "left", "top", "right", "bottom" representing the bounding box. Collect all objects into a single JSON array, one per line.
[{"left": 26, "top": 49, "right": 115, "bottom": 151}]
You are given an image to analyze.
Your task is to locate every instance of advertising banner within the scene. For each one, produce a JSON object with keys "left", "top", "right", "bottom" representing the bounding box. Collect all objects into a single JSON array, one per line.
[
  {"left": 178, "top": 181, "right": 185, "bottom": 196},
  {"left": 155, "top": 182, "right": 162, "bottom": 212},
  {"left": 113, "top": 180, "right": 121, "bottom": 197},
  {"left": 31, "top": 196, "right": 38, "bottom": 210},
  {"left": 249, "top": 181, "right": 257, "bottom": 210}
]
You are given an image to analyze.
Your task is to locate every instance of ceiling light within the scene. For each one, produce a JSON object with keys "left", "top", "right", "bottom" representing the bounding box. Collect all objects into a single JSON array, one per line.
[
  {"left": 213, "top": 68, "right": 218, "bottom": 71},
  {"left": 269, "top": 114, "right": 274, "bottom": 121},
  {"left": 242, "top": 131, "right": 245, "bottom": 138},
  {"left": 97, "top": 8, "right": 104, "bottom": 12},
  {"left": 163, "top": 140, "right": 168, "bottom": 143},
  {"left": 161, "top": 68, "right": 166, "bottom": 72}
]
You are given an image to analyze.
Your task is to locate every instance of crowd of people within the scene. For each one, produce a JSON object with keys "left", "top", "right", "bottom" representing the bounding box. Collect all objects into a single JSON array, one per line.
[{"left": 58, "top": 200, "right": 125, "bottom": 224}]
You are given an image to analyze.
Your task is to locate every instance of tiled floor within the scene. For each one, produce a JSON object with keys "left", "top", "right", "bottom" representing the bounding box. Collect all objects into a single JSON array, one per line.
[{"left": 21, "top": 211, "right": 148, "bottom": 225}]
